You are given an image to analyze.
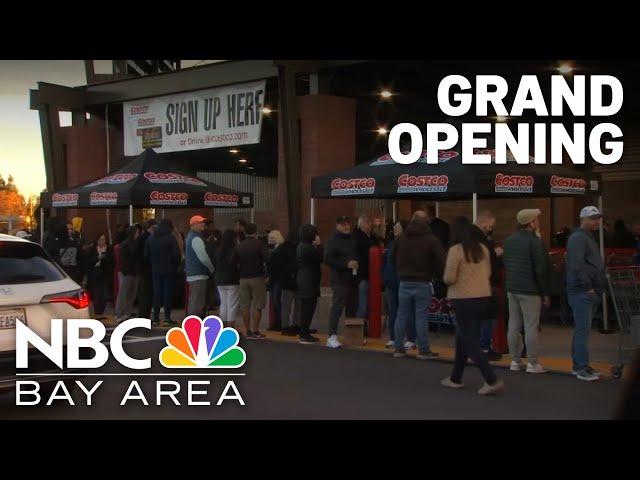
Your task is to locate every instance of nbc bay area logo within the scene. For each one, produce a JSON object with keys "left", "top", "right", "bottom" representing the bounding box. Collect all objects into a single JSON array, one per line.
[
  {"left": 160, "top": 315, "right": 246, "bottom": 368},
  {"left": 14, "top": 315, "right": 246, "bottom": 407}
]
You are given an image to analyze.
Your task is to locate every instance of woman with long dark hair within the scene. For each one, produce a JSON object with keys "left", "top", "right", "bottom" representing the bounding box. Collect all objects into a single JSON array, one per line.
[
  {"left": 215, "top": 229, "right": 240, "bottom": 328},
  {"left": 441, "top": 216, "right": 503, "bottom": 395},
  {"left": 296, "top": 224, "right": 323, "bottom": 344},
  {"left": 86, "top": 233, "right": 113, "bottom": 318},
  {"left": 144, "top": 219, "right": 180, "bottom": 325}
]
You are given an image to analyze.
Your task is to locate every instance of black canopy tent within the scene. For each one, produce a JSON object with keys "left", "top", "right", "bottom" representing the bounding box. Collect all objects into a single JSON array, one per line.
[
  {"left": 310, "top": 147, "right": 611, "bottom": 329},
  {"left": 39, "top": 148, "right": 254, "bottom": 239}
]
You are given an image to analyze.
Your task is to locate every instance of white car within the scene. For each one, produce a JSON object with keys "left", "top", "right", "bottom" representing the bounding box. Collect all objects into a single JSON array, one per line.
[{"left": 0, "top": 234, "right": 90, "bottom": 391}]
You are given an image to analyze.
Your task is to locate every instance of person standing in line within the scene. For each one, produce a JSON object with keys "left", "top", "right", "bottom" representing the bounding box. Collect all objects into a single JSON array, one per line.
[
  {"left": 145, "top": 219, "right": 180, "bottom": 325},
  {"left": 86, "top": 233, "right": 113, "bottom": 319},
  {"left": 393, "top": 212, "right": 443, "bottom": 360},
  {"left": 473, "top": 210, "right": 504, "bottom": 361},
  {"left": 115, "top": 225, "right": 140, "bottom": 323},
  {"left": 425, "top": 204, "right": 450, "bottom": 250},
  {"left": 441, "top": 216, "right": 504, "bottom": 395},
  {"left": 185, "top": 215, "right": 215, "bottom": 319},
  {"left": 235, "top": 223, "right": 269, "bottom": 339},
  {"left": 266, "top": 229, "right": 285, "bottom": 331},
  {"left": 235, "top": 218, "right": 248, "bottom": 243},
  {"left": 204, "top": 224, "right": 221, "bottom": 314},
  {"left": 382, "top": 219, "right": 408, "bottom": 348},
  {"left": 612, "top": 219, "right": 637, "bottom": 249},
  {"left": 215, "top": 229, "right": 240, "bottom": 329},
  {"left": 324, "top": 216, "right": 359, "bottom": 349},
  {"left": 566, "top": 206, "right": 607, "bottom": 381},
  {"left": 296, "top": 224, "right": 323, "bottom": 344},
  {"left": 277, "top": 230, "right": 301, "bottom": 336},
  {"left": 502, "top": 209, "right": 550, "bottom": 374},
  {"left": 135, "top": 219, "right": 156, "bottom": 320},
  {"left": 353, "top": 215, "right": 380, "bottom": 336}
]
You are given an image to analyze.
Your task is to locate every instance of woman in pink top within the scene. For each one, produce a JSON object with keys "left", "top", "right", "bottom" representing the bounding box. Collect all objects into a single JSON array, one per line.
[{"left": 441, "top": 217, "right": 504, "bottom": 396}]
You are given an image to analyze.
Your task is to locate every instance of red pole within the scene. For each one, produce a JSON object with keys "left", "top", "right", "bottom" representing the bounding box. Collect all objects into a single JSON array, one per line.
[{"left": 368, "top": 246, "right": 383, "bottom": 338}]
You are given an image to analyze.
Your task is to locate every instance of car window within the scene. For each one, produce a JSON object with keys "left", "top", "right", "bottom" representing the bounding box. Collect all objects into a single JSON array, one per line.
[{"left": 0, "top": 241, "right": 66, "bottom": 284}]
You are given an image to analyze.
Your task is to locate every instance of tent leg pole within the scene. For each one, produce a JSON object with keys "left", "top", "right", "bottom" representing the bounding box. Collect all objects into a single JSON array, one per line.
[
  {"left": 435, "top": 201, "right": 440, "bottom": 218},
  {"left": 392, "top": 201, "right": 397, "bottom": 223},
  {"left": 162, "top": 208, "right": 165, "bottom": 219},
  {"left": 250, "top": 208, "right": 255, "bottom": 224},
  {"left": 129, "top": 205, "right": 133, "bottom": 225},
  {"left": 310, "top": 198, "right": 316, "bottom": 225},
  {"left": 598, "top": 195, "right": 609, "bottom": 332},
  {"left": 40, "top": 208, "right": 44, "bottom": 246},
  {"left": 472, "top": 193, "right": 478, "bottom": 223}
]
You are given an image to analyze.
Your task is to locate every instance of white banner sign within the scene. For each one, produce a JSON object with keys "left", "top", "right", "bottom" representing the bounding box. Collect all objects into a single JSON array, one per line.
[{"left": 123, "top": 80, "right": 266, "bottom": 156}]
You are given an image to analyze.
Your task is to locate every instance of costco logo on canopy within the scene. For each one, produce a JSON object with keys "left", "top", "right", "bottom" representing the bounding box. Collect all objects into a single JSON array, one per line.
[
  {"left": 204, "top": 193, "right": 239, "bottom": 207},
  {"left": 52, "top": 193, "right": 78, "bottom": 207},
  {"left": 150, "top": 191, "right": 188, "bottom": 206},
  {"left": 85, "top": 173, "right": 138, "bottom": 188},
  {"left": 550, "top": 175, "right": 586, "bottom": 194},
  {"left": 494, "top": 173, "right": 534, "bottom": 193},
  {"left": 371, "top": 150, "right": 459, "bottom": 166},
  {"left": 90, "top": 191, "right": 118, "bottom": 206},
  {"left": 397, "top": 174, "right": 449, "bottom": 193},
  {"left": 144, "top": 172, "right": 207, "bottom": 187},
  {"left": 330, "top": 178, "right": 376, "bottom": 196}
]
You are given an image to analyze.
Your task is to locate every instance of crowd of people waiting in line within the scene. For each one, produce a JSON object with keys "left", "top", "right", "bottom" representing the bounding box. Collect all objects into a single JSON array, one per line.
[{"left": 29, "top": 203, "right": 640, "bottom": 394}]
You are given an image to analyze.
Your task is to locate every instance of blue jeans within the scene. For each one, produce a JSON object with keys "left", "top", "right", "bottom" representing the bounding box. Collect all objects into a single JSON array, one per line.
[
  {"left": 394, "top": 281, "right": 432, "bottom": 354},
  {"left": 152, "top": 272, "right": 175, "bottom": 320},
  {"left": 356, "top": 279, "right": 369, "bottom": 319},
  {"left": 385, "top": 286, "right": 399, "bottom": 341},
  {"left": 480, "top": 318, "right": 494, "bottom": 351},
  {"left": 568, "top": 291, "right": 600, "bottom": 371}
]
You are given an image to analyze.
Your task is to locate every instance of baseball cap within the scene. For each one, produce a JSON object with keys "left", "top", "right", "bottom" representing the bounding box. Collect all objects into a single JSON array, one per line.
[
  {"left": 516, "top": 208, "right": 542, "bottom": 225},
  {"left": 336, "top": 215, "right": 351, "bottom": 224},
  {"left": 189, "top": 215, "right": 207, "bottom": 225},
  {"left": 15, "top": 230, "right": 32, "bottom": 239},
  {"left": 579, "top": 206, "right": 602, "bottom": 219}
]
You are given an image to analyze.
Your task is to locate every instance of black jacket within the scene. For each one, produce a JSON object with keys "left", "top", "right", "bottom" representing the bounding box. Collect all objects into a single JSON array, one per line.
[
  {"left": 296, "top": 243, "right": 323, "bottom": 298},
  {"left": 119, "top": 238, "right": 138, "bottom": 276},
  {"left": 135, "top": 231, "right": 152, "bottom": 276},
  {"left": 86, "top": 245, "right": 113, "bottom": 284},
  {"left": 324, "top": 231, "right": 358, "bottom": 286},
  {"left": 353, "top": 228, "right": 379, "bottom": 280},
  {"left": 215, "top": 248, "right": 240, "bottom": 286},
  {"left": 394, "top": 220, "right": 445, "bottom": 283},
  {"left": 268, "top": 241, "right": 297, "bottom": 290},
  {"left": 472, "top": 225, "right": 501, "bottom": 287},
  {"left": 429, "top": 217, "right": 451, "bottom": 250},
  {"left": 144, "top": 233, "right": 180, "bottom": 275}
]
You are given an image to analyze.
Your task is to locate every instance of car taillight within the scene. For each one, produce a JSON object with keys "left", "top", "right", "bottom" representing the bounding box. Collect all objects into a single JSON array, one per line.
[{"left": 41, "top": 289, "right": 90, "bottom": 309}]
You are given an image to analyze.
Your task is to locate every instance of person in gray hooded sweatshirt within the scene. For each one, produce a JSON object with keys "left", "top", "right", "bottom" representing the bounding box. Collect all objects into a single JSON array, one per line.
[{"left": 566, "top": 206, "right": 607, "bottom": 382}]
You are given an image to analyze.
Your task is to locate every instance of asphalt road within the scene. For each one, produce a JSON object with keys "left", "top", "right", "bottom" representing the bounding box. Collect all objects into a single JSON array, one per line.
[{"left": 0, "top": 335, "right": 624, "bottom": 420}]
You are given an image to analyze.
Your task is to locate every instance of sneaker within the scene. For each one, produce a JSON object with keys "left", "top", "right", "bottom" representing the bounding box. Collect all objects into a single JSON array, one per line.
[
  {"left": 575, "top": 369, "right": 600, "bottom": 381},
  {"left": 385, "top": 340, "right": 395, "bottom": 348},
  {"left": 484, "top": 350, "right": 503, "bottom": 361},
  {"left": 299, "top": 334, "right": 319, "bottom": 344},
  {"left": 441, "top": 377, "right": 464, "bottom": 389},
  {"left": 404, "top": 341, "right": 416, "bottom": 350},
  {"left": 416, "top": 351, "right": 440, "bottom": 360},
  {"left": 326, "top": 335, "right": 342, "bottom": 349},
  {"left": 309, "top": 329, "right": 318, "bottom": 334},
  {"left": 478, "top": 379, "right": 504, "bottom": 395},
  {"left": 526, "top": 363, "right": 547, "bottom": 374},
  {"left": 572, "top": 366, "right": 602, "bottom": 377},
  {"left": 251, "top": 331, "right": 266, "bottom": 340},
  {"left": 510, "top": 361, "right": 525, "bottom": 372},
  {"left": 393, "top": 351, "right": 407, "bottom": 358}
]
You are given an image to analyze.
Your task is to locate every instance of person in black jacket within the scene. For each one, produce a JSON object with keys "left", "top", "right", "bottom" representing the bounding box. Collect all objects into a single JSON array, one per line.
[
  {"left": 612, "top": 219, "right": 637, "bottom": 249},
  {"left": 273, "top": 230, "right": 301, "bottom": 336},
  {"left": 135, "top": 219, "right": 156, "bottom": 320},
  {"left": 115, "top": 225, "right": 139, "bottom": 323},
  {"left": 425, "top": 204, "right": 450, "bottom": 250},
  {"left": 86, "top": 233, "right": 113, "bottom": 318},
  {"left": 324, "top": 216, "right": 359, "bottom": 349},
  {"left": 215, "top": 229, "right": 240, "bottom": 329},
  {"left": 297, "top": 224, "right": 323, "bottom": 344},
  {"left": 145, "top": 219, "right": 180, "bottom": 325}
]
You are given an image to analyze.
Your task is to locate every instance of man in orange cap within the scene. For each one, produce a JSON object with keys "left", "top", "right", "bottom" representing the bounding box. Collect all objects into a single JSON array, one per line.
[{"left": 185, "top": 215, "right": 215, "bottom": 317}]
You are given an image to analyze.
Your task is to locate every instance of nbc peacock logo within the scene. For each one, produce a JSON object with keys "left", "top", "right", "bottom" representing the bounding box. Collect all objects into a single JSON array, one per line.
[{"left": 159, "top": 315, "right": 246, "bottom": 368}]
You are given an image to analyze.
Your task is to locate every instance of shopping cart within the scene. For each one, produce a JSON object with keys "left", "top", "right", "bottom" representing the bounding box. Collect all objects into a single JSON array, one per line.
[{"left": 606, "top": 266, "right": 640, "bottom": 379}]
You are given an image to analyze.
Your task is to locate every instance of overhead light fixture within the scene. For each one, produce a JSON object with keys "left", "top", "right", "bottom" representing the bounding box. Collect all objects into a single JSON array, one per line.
[
  {"left": 379, "top": 90, "right": 393, "bottom": 99},
  {"left": 261, "top": 107, "right": 273, "bottom": 115},
  {"left": 239, "top": 158, "right": 247, "bottom": 163},
  {"left": 229, "top": 149, "right": 239, "bottom": 154},
  {"left": 376, "top": 127, "right": 389, "bottom": 135},
  {"left": 557, "top": 62, "right": 574, "bottom": 75},
  {"left": 496, "top": 116, "right": 509, "bottom": 122}
]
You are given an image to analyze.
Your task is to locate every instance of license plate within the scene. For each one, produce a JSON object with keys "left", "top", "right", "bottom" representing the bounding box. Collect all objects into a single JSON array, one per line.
[{"left": 0, "top": 308, "right": 26, "bottom": 329}]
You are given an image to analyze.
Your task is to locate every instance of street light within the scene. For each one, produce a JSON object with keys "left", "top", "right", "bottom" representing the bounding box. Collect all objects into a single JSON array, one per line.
[
  {"left": 239, "top": 158, "right": 247, "bottom": 164},
  {"left": 261, "top": 107, "right": 273, "bottom": 115},
  {"left": 229, "top": 149, "right": 239, "bottom": 154},
  {"left": 376, "top": 127, "right": 389, "bottom": 135},
  {"left": 557, "top": 62, "right": 574, "bottom": 75},
  {"left": 496, "top": 116, "right": 509, "bottom": 122},
  {"left": 379, "top": 90, "right": 393, "bottom": 99}
]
